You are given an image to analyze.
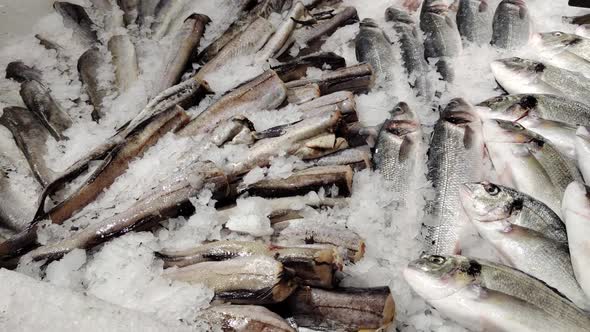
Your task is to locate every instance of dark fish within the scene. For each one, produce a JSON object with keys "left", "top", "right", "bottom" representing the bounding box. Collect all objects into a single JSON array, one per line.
[
  {"left": 107, "top": 34, "right": 139, "bottom": 93},
  {"left": 117, "top": 0, "right": 139, "bottom": 26},
  {"left": 77, "top": 47, "right": 112, "bottom": 121},
  {"left": 491, "top": 0, "right": 530, "bottom": 49},
  {"left": 355, "top": 18, "right": 395, "bottom": 83},
  {"left": 284, "top": 63, "right": 374, "bottom": 95},
  {"left": 456, "top": 0, "right": 493, "bottom": 45},
  {"left": 53, "top": 2, "right": 98, "bottom": 49},
  {"left": 5, "top": 61, "right": 42, "bottom": 83},
  {"left": 272, "top": 52, "right": 346, "bottom": 82}
]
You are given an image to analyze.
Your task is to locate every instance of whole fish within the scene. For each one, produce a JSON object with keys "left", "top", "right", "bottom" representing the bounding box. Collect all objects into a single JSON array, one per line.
[
  {"left": 530, "top": 32, "right": 590, "bottom": 78},
  {"left": 107, "top": 34, "right": 139, "bottom": 93},
  {"left": 162, "top": 255, "right": 297, "bottom": 304},
  {"left": 271, "top": 52, "right": 346, "bottom": 82},
  {"left": 284, "top": 64, "right": 374, "bottom": 95},
  {"left": 282, "top": 286, "right": 395, "bottom": 331},
  {"left": 178, "top": 70, "right": 286, "bottom": 137},
  {"left": 5, "top": 61, "right": 42, "bottom": 83},
  {"left": 477, "top": 94, "right": 590, "bottom": 127},
  {"left": 117, "top": 0, "right": 139, "bottom": 26},
  {"left": 562, "top": 181, "right": 590, "bottom": 299},
  {"left": 29, "top": 161, "right": 229, "bottom": 261},
  {"left": 385, "top": 7, "right": 432, "bottom": 98},
  {"left": 200, "top": 305, "right": 295, "bottom": 332},
  {"left": 355, "top": 18, "right": 395, "bottom": 83},
  {"left": 307, "top": 146, "right": 371, "bottom": 170},
  {"left": 195, "top": 17, "right": 275, "bottom": 82},
  {"left": 53, "top": 2, "right": 98, "bottom": 49},
  {"left": 456, "top": 0, "right": 493, "bottom": 45},
  {"left": 19, "top": 80, "right": 73, "bottom": 141},
  {"left": 257, "top": 2, "right": 306, "bottom": 61},
  {"left": 77, "top": 48, "right": 112, "bottom": 122},
  {"left": 422, "top": 98, "right": 485, "bottom": 255},
  {"left": 372, "top": 102, "right": 423, "bottom": 206},
  {"left": 531, "top": 31, "right": 590, "bottom": 64},
  {"left": 404, "top": 255, "right": 590, "bottom": 331},
  {"left": 491, "top": 57, "right": 590, "bottom": 106},
  {"left": 576, "top": 127, "right": 590, "bottom": 182},
  {"left": 420, "top": 0, "right": 463, "bottom": 82},
  {"left": 0, "top": 107, "right": 55, "bottom": 187},
  {"left": 491, "top": 0, "right": 530, "bottom": 49},
  {"left": 156, "top": 13, "right": 210, "bottom": 96},
  {"left": 482, "top": 119, "right": 583, "bottom": 216}
]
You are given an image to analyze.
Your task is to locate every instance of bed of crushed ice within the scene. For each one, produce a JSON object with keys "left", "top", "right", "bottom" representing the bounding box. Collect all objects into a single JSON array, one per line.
[{"left": 0, "top": 0, "right": 583, "bottom": 330}]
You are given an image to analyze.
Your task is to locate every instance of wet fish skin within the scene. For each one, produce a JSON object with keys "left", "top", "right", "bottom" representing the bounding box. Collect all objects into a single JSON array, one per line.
[
  {"left": 201, "top": 304, "right": 295, "bottom": 332},
  {"left": 77, "top": 47, "right": 112, "bottom": 122},
  {"left": 533, "top": 31, "right": 590, "bottom": 64},
  {"left": 491, "top": 0, "right": 530, "bottom": 49},
  {"left": 150, "top": 0, "right": 186, "bottom": 40},
  {"left": 575, "top": 127, "right": 590, "bottom": 182},
  {"left": 281, "top": 286, "right": 395, "bottom": 331},
  {"left": 107, "top": 34, "right": 139, "bottom": 93},
  {"left": 0, "top": 157, "right": 34, "bottom": 232},
  {"left": 307, "top": 146, "right": 371, "bottom": 170},
  {"left": 456, "top": 0, "right": 493, "bottom": 45},
  {"left": 284, "top": 63, "right": 374, "bottom": 95},
  {"left": 373, "top": 102, "right": 423, "bottom": 206},
  {"left": 530, "top": 33, "right": 590, "bottom": 79},
  {"left": 355, "top": 18, "right": 395, "bottom": 83},
  {"left": 53, "top": 2, "right": 98, "bottom": 49},
  {"left": 29, "top": 161, "right": 229, "bottom": 262},
  {"left": 272, "top": 52, "right": 346, "bottom": 82},
  {"left": 422, "top": 98, "right": 485, "bottom": 255},
  {"left": 5, "top": 61, "right": 42, "bottom": 83},
  {"left": 562, "top": 181, "right": 590, "bottom": 299},
  {"left": 0, "top": 107, "right": 55, "bottom": 187},
  {"left": 210, "top": 116, "right": 255, "bottom": 147},
  {"left": 404, "top": 255, "right": 590, "bottom": 331},
  {"left": 385, "top": 7, "right": 432, "bottom": 98},
  {"left": 257, "top": 2, "right": 306, "bottom": 61}
]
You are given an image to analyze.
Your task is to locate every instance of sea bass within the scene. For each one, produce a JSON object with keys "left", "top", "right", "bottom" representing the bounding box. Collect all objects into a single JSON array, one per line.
[
  {"left": 491, "top": 0, "right": 530, "bottom": 49},
  {"left": 355, "top": 18, "right": 395, "bottom": 83}
]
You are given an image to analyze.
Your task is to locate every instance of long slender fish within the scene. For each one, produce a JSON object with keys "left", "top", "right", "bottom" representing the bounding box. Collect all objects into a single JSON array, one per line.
[
  {"left": 460, "top": 182, "right": 589, "bottom": 309},
  {"left": 284, "top": 64, "right": 374, "bottom": 95},
  {"left": 373, "top": 102, "right": 423, "bottom": 207},
  {"left": 78, "top": 48, "right": 112, "bottom": 122},
  {"left": 404, "top": 255, "right": 590, "bottom": 332},
  {"left": 53, "top": 2, "right": 98, "bottom": 49},
  {"left": 422, "top": 98, "right": 485, "bottom": 255},
  {"left": 355, "top": 18, "right": 395, "bottom": 83},
  {"left": 19, "top": 80, "right": 73, "bottom": 141},
  {"left": 491, "top": 57, "right": 590, "bottom": 106},
  {"left": 385, "top": 7, "right": 432, "bottom": 98},
  {"left": 271, "top": 52, "right": 346, "bottom": 82},
  {"left": 562, "top": 182, "right": 590, "bottom": 299},
  {"left": 482, "top": 119, "right": 583, "bottom": 216},
  {"left": 576, "top": 127, "right": 590, "bottom": 182},
  {"left": 286, "top": 83, "right": 320, "bottom": 104},
  {"left": 0, "top": 107, "right": 55, "bottom": 187},
  {"left": 491, "top": 0, "right": 530, "bottom": 49},
  {"left": 420, "top": 0, "right": 462, "bottom": 82},
  {"left": 29, "top": 161, "right": 229, "bottom": 261},
  {"left": 107, "top": 34, "right": 139, "bottom": 93},
  {"left": 456, "top": 0, "right": 493, "bottom": 45},
  {"left": 200, "top": 305, "right": 295, "bottom": 332},
  {"left": 178, "top": 70, "right": 286, "bottom": 137},
  {"left": 532, "top": 31, "right": 590, "bottom": 64},
  {"left": 0, "top": 156, "right": 35, "bottom": 232},
  {"left": 257, "top": 2, "right": 306, "bottom": 61}
]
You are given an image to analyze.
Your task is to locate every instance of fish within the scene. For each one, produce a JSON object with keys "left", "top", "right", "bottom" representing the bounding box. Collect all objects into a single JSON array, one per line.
[
  {"left": 155, "top": 13, "right": 210, "bottom": 96},
  {"left": 117, "top": 0, "right": 139, "bottom": 26},
  {"left": 257, "top": 2, "right": 306, "bottom": 61},
  {"left": 286, "top": 83, "right": 320, "bottom": 104},
  {"left": 280, "top": 286, "right": 395, "bottom": 331},
  {"left": 420, "top": 0, "right": 463, "bottom": 82},
  {"left": 533, "top": 31, "right": 590, "bottom": 64},
  {"left": 491, "top": 57, "right": 590, "bottom": 106},
  {"left": 209, "top": 115, "right": 255, "bottom": 147},
  {"left": 177, "top": 70, "right": 286, "bottom": 137},
  {"left": 107, "top": 34, "right": 139, "bottom": 93},
  {"left": 238, "top": 165, "right": 353, "bottom": 198},
  {"left": 295, "top": 91, "right": 356, "bottom": 119},
  {"left": 28, "top": 161, "right": 229, "bottom": 261},
  {"left": 5, "top": 61, "right": 42, "bottom": 83},
  {"left": 562, "top": 181, "right": 590, "bottom": 299},
  {"left": 271, "top": 218, "right": 365, "bottom": 263},
  {"left": 456, "top": 0, "right": 493, "bottom": 45},
  {"left": 373, "top": 102, "right": 424, "bottom": 207},
  {"left": 422, "top": 98, "right": 485, "bottom": 255},
  {"left": 355, "top": 18, "right": 395, "bottom": 83},
  {"left": 576, "top": 127, "right": 590, "bottom": 182},
  {"left": 563, "top": 13, "right": 590, "bottom": 25},
  {"left": 137, "top": 0, "right": 160, "bottom": 27},
  {"left": 482, "top": 119, "right": 583, "bottom": 216},
  {"left": 0, "top": 155, "right": 36, "bottom": 232},
  {"left": 284, "top": 63, "right": 374, "bottom": 95},
  {"left": 162, "top": 255, "right": 297, "bottom": 304},
  {"left": 19, "top": 80, "right": 73, "bottom": 141},
  {"left": 307, "top": 146, "right": 371, "bottom": 170},
  {"left": 491, "top": 0, "right": 530, "bottom": 49},
  {"left": 271, "top": 52, "right": 346, "bottom": 82},
  {"left": 53, "top": 2, "right": 98, "bottom": 49},
  {"left": 0, "top": 107, "right": 56, "bottom": 187},
  {"left": 530, "top": 32, "right": 590, "bottom": 78},
  {"left": 200, "top": 304, "right": 295, "bottom": 332},
  {"left": 476, "top": 94, "right": 590, "bottom": 127},
  {"left": 195, "top": 18, "right": 275, "bottom": 82},
  {"left": 40, "top": 106, "right": 189, "bottom": 225},
  {"left": 77, "top": 47, "right": 113, "bottom": 122},
  {"left": 404, "top": 255, "right": 590, "bottom": 332},
  {"left": 385, "top": 7, "right": 432, "bottom": 98},
  {"left": 150, "top": 0, "right": 186, "bottom": 39}
]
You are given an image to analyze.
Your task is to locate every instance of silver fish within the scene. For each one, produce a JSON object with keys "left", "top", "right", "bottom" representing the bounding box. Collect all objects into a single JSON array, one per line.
[
  {"left": 491, "top": 0, "right": 530, "bottom": 49},
  {"left": 404, "top": 255, "right": 590, "bottom": 331},
  {"left": 575, "top": 126, "right": 590, "bottom": 182},
  {"left": 53, "top": 2, "right": 98, "bottom": 49},
  {"left": 456, "top": 0, "right": 493, "bottom": 45},
  {"left": 199, "top": 305, "right": 295, "bottom": 332},
  {"left": 107, "top": 34, "right": 139, "bottom": 93},
  {"left": 77, "top": 47, "right": 112, "bottom": 122},
  {"left": 532, "top": 31, "right": 590, "bottom": 64},
  {"left": 355, "top": 18, "right": 395, "bottom": 83},
  {"left": 422, "top": 98, "right": 485, "bottom": 255},
  {"left": 117, "top": 0, "right": 139, "bottom": 26}
]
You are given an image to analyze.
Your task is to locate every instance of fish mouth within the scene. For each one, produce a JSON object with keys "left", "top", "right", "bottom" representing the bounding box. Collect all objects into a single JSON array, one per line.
[{"left": 383, "top": 119, "right": 420, "bottom": 136}]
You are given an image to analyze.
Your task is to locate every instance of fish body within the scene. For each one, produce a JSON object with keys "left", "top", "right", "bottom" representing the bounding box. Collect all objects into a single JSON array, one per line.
[
  {"left": 257, "top": 2, "right": 306, "bottom": 61},
  {"left": 404, "top": 255, "right": 590, "bottom": 332},
  {"left": 456, "top": 0, "right": 493, "bottom": 45},
  {"left": 20, "top": 80, "right": 72, "bottom": 141},
  {"left": 201, "top": 305, "right": 295, "bottom": 332},
  {"left": 423, "top": 98, "right": 485, "bottom": 254},
  {"left": 5, "top": 61, "right": 42, "bottom": 83},
  {"left": 272, "top": 52, "right": 346, "bottom": 82},
  {"left": 77, "top": 48, "right": 112, "bottom": 122},
  {"left": 0, "top": 155, "right": 36, "bottom": 232},
  {"left": 151, "top": 0, "right": 186, "bottom": 39},
  {"left": 491, "top": 0, "right": 530, "bottom": 49},
  {"left": 355, "top": 18, "right": 395, "bottom": 83},
  {"left": 532, "top": 31, "right": 590, "bottom": 64},
  {"left": 53, "top": 2, "right": 98, "bottom": 49},
  {"left": 286, "top": 83, "right": 320, "bottom": 104},
  {"left": 284, "top": 64, "right": 374, "bottom": 95},
  {"left": 107, "top": 34, "right": 139, "bottom": 93},
  {"left": 576, "top": 127, "right": 590, "bottom": 182}
]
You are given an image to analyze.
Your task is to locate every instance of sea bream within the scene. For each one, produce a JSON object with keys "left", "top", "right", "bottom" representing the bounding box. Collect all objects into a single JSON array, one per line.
[
  {"left": 491, "top": 0, "right": 531, "bottom": 49},
  {"left": 530, "top": 32, "right": 590, "bottom": 79}
]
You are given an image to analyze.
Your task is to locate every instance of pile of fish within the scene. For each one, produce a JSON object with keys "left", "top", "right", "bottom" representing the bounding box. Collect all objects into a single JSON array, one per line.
[{"left": 1, "top": 0, "right": 590, "bottom": 331}]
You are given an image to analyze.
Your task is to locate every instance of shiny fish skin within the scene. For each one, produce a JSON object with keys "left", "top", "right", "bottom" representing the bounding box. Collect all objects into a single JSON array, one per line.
[
  {"left": 200, "top": 305, "right": 295, "bottom": 332},
  {"left": 404, "top": 255, "right": 590, "bottom": 332},
  {"left": 422, "top": 98, "right": 485, "bottom": 255},
  {"left": 77, "top": 47, "right": 112, "bottom": 122},
  {"left": 257, "top": 2, "right": 306, "bottom": 61},
  {"left": 533, "top": 31, "right": 590, "bottom": 64},
  {"left": 107, "top": 34, "right": 139, "bottom": 93},
  {"left": 355, "top": 18, "right": 395, "bottom": 83},
  {"left": 117, "top": 0, "right": 139, "bottom": 27},
  {"left": 491, "top": 0, "right": 530, "bottom": 49},
  {"left": 456, "top": 0, "right": 493, "bottom": 45},
  {"left": 576, "top": 127, "right": 590, "bottom": 182},
  {"left": 530, "top": 32, "right": 590, "bottom": 79},
  {"left": 272, "top": 52, "right": 346, "bottom": 82},
  {"left": 53, "top": 2, "right": 98, "bottom": 49}
]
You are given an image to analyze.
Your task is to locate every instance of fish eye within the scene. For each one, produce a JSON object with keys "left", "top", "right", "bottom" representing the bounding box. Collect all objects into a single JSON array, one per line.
[
  {"left": 554, "top": 32, "right": 562, "bottom": 37},
  {"left": 484, "top": 183, "right": 500, "bottom": 196},
  {"left": 512, "top": 122, "right": 525, "bottom": 130},
  {"left": 429, "top": 255, "right": 445, "bottom": 264}
]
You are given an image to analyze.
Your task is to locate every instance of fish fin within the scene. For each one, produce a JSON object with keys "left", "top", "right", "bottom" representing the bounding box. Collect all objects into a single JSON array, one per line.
[
  {"left": 463, "top": 125, "right": 475, "bottom": 149},
  {"left": 398, "top": 136, "right": 413, "bottom": 162}
]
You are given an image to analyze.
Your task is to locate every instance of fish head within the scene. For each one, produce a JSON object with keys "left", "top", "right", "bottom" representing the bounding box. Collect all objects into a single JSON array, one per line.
[
  {"left": 460, "top": 182, "right": 519, "bottom": 222},
  {"left": 490, "top": 58, "right": 545, "bottom": 93},
  {"left": 404, "top": 255, "right": 476, "bottom": 300},
  {"left": 562, "top": 181, "right": 590, "bottom": 219},
  {"left": 475, "top": 95, "right": 531, "bottom": 121},
  {"left": 360, "top": 18, "right": 379, "bottom": 29},
  {"left": 385, "top": 7, "right": 415, "bottom": 25},
  {"left": 383, "top": 102, "right": 420, "bottom": 136},
  {"left": 482, "top": 119, "right": 537, "bottom": 144},
  {"left": 531, "top": 31, "right": 583, "bottom": 51},
  {"left": 441, "top": 98, "right": 479, "bottom": 127}
]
